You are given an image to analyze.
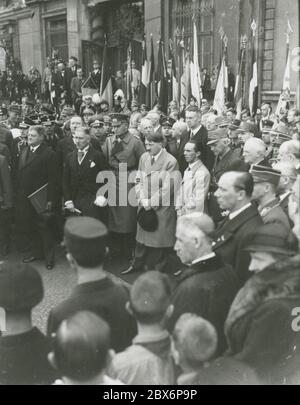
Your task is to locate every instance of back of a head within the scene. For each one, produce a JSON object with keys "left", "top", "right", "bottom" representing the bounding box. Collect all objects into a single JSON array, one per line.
[
  {"left": 53, "top": 311, "right": 110, "bottom": 382},
  {"left": 0, "top": 262, "right": 43, "bottom": 313},
  {"left": 227, "top": 171, "right": 254, "bottom": 198},
  {"left": 244, "top": 138, "right": 266, "bottom": 155},
  {"left": 177, "top": 213, "right": 215, "bottom": 240},
  {"left": 146, "top": 132, "right": 165, "bottom": 144},
  {"left": 281, "top": 140, "right": 300, "bottom": 159},
  {"left": 64, "top": 217, "right": 108, "bottom": 268},
  {"left": 173, "top": 314, "right": 218, "bottom": 367},
  {"left": 130, "top": 271, "right": 173, "bottom": 324}
]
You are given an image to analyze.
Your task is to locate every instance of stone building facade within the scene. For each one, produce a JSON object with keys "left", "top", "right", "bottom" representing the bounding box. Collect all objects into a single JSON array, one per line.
[{"left": 0, "top": 0, "right": 299, "bottom": 106}]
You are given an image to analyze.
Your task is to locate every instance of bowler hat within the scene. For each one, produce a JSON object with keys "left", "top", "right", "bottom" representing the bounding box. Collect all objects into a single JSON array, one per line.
[
  {"left": 0, "top": 263, "right": 43, "bottom": 311},
  {"left": 137, "top": 208, "right": 159, "bottom": 232},
  {"left": 245, "top": 224, "right": 298, "bottom": 256}
]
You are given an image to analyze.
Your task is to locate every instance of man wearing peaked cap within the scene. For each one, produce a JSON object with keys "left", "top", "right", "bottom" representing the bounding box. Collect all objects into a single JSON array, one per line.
[
  {"left": 102, "top": 112, "right": 145, "bottom": 260},
  {"left": 236, "top": 121, "right": 259, "bottom": 140},
  {"left": 0, "top": 263, "right": 55, "bottom": 385},
  {"left": 47, "top": 216, "right": 137, "bottom": 352},
  {"left": 251, "top": 165, "right": 291, "bottom": 231}
]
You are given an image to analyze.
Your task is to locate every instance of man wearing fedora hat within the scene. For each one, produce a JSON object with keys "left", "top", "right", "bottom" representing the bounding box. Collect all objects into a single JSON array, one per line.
[
  {"left": 251, "top": 165, "right": 291, "bottom": 231},
  {"left": 225, "top": 223, "right": 300, "bottom": 384}
]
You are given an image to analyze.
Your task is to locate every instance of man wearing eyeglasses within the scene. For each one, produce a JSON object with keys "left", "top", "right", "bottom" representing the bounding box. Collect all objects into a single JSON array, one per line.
[{"left": 212, "top": 171, "right": 263, "bottom": 286}]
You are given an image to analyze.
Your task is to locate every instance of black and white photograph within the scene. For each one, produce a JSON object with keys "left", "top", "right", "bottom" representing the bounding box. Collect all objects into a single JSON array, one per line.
[{"left": 0, "top": 0, "right": 299, "bottom": 387}]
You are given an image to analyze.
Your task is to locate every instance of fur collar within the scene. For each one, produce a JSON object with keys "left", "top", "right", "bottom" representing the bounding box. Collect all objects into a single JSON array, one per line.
[{"left": 225, "top": 254, "right": 300, "bottom": 337}]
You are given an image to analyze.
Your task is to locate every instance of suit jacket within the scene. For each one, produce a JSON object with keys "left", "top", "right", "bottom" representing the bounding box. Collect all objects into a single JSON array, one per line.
[
  {"left": 0, "top": 155, "right": 13, "bottom": 208},
  {"left": 47, "top": 277, "right": 137, "bottom": 353},
  {"left": 91, "top": 70, "right": 101, "bottom": 89},
  {"left": 63, "top": 146, "right": 107, "bottom": 215},
  {"left": 51, "top": 70, "right": 73, "bottom": 99},
  {"left": 178, "top": 127, "right": 214, "bottom": 174},
  {"left": 16, "top": 143, "right": 59, "bottom": 204},
  {"left": 212, "top": 204, "right": 263, "bottom": 285},
  {"left": 136, "top": 149, "right": 181, "bottom": 248},
  {"left": 71, "top": 76, "right": 83, "bottom": 100},
  {"left": 0, "top": 126, "right": 13, "bottom": 153},
  {"left": 168, "top": 254, "right": 239, "bottom": 355},
  {"left": 176, "top": 160, "right": 211, "bottom": 216}
]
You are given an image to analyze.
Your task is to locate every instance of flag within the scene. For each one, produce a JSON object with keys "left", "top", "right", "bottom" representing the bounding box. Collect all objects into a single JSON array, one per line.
[
  {"left": 234, "top": 43, "right": 246, "bottom": 115},
  {"left": 168, "top": 39, "right": 179, "bottom": 104},
  {"left": 156, "top": 39, "right": 168, "bottom": 113},
  {"left": 139, "top": 38, "right": 149, "bottom": 105},
  {"left": 249, "top": 20, "right": 258, "bottom": 117},
  {"left": 190, "top": 18, "right": 202, "bottom": 106},
  {"left": 125, "top": 43, "right": 132, "bottom": 102},
  {"left": 180, "top": 33, "right": 191, "bottom": 108},
  {"left": 99, "top": 40, "right": 113, "bottom": 108},
  {"left": 276, "top": 19, "right": 293, "bottom": 116},
  {"left": 146, "top": 34, "right": 155, "bottom": 108},
  {"left": 213, "top": 36, "right": 229, "bottom": 115}
]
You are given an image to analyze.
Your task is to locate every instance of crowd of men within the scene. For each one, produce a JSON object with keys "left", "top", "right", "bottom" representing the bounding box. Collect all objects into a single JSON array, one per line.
[{"left": 0, "top": 53, "right": 300, "bottom": 385}]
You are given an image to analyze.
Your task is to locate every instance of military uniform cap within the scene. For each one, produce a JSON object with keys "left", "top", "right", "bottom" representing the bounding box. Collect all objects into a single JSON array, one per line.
[
  {"left": 103, "top": 115, "right": 112, "bottom": 123},
  {"left": 19, "top": 121, "right": 30, "bottom": 129},
  {"left": 161, "top": 117, "right": 176, "bottom": 128},
  {"left": 245, "top": 223, "right": 298, "bottom": 256},
  {"left": 250, "top": 165, "right": 281, "bottom": 186},
  {"left": 100, "top": 99, "right": 109, "bottom": 106},
  {"left": 8, "top": 104, "right": 21, "bottom": 114},
  {"left": 0, "top": 263, "right": 43, "bottom": 311},
  {"left": 41, "top": 104, "right": 55, "bottom": 115},
  {"left": 109, "top": 113, "right": 129, "bottom": 124},
  {"left": 228, "top": 119, "right": 241, "bottom": 130},
  {"left": 61, "top": 106, "right": 75, "bottom": 116},
  {"left": 90, "top": 119, "right": 104, "bottom": 128},
  {"left": 261, "top": 119, "right": 274, "bottom": 129},
  {"left": 207, "top": 128, "right": 228, "bottom": 145},
  {"left": 236, "top": 121, "right": 259, "bottom": 136},
  {"left": 64, "top": 217, "right": 108, "bottom": 268},
  {"left": 218, "top": 119, "right": 231, "bottom": 129}
]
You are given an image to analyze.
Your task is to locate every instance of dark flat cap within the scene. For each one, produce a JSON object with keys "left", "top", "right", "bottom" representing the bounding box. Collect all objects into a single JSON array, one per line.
[
  {"left": 0, "top": 263, "right": 43, "bottom": 311},
  {"left": 137, "top": 208, "right": 159, "bottom": 232},
  {"left": 245, "top": 224, "right": 298, "bottom": 256},
  {"left": 64, "top": 217, "right": 108, "bottom": 268},
  {"left": 250, "top": 165, "right": 281, "bottom": 186}
]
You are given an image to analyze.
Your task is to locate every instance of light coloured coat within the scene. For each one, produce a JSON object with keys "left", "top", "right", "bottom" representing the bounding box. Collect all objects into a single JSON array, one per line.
[
  {"left": 135, "top": 149, "right": 181, "bottom": 248},
  {"left": 176, "top": 159, "right": 211, "bottom": 216}
]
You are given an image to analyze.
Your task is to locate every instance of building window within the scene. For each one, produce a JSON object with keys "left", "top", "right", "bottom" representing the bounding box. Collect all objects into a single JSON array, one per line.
[
  {"left": 171, "top": 0, "right": 214, "bottom": 71},
  {"left": 45, "top": 17, "right": 68, "bottom": 60}
]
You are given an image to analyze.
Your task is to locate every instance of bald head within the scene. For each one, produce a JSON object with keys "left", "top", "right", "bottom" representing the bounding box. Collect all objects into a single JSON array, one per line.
[
  {"left": 172, "top": 121, "right": 188, "bottom": 138},
  {"left": 172, "top": 313, "right": 218, "bottom": 368},
  {"left": 243, "top": 138, "right": 267, "bottom": 165}
]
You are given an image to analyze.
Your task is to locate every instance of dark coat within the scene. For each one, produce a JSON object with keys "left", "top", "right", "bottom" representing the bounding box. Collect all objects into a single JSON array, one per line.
[
  {"left": 0, "top": 126, "right": 13, "bottom": 153},
  {"left": 47, "top": 277, "right": 137, "bottom": 353},
  {"left": 63, "top": 146, "right": 107, "bottom": 216},
  {"left": 0, "top": 155, "right": 13, "bottom": 208},
  {"left": 0, "top": 327, "right": 56, "bottom": 385},
  {"left": 212, "top": 204, "right": 264, "bottom": 285},
  {"left": 225, "top": 254, "right": 300, "bottom": 385},
  {"left": 178, "top": 127, "right": 214, "bottom": 174},
  {"left": 90, "top": 70, "right": 101, "bottom": 89},
  {"left": 168, "top": 254, "right": 239, "bottom": 355},
  {"left": 208, "top": 149, "right": 248, "bottom": 223},
  {"left": 51, "top": 70, "right": 73, "bottom": 101}
]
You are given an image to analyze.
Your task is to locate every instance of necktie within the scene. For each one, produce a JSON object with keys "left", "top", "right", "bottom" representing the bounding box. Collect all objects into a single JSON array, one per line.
[
  {"left": 111, "top": 138, "right": 123, "bottom": 156},
  {"left": 151, "top": 156, "right": 155, "bottom": 166},
  {"left": 78, "top": 150, "right": 85, "bottom": 162},
  {"left": 31, "top": 147, "right": 35, "bottom": 153}
]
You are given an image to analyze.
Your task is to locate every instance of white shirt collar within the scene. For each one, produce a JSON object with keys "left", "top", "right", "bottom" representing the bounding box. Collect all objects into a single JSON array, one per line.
[
  {"left": 30, "top": 145, "right": 40, "bottom": 153},
  {"left": 229, "top": 202, "right": 252, "bottom": 220},
  {"left": 152, "top": 148, "right": 163, "bottom": 162},
  {"left": 191, "top": 125, "right": 202, "bottom": 136},
  {"left": 191, "top": 252, "right": 216, "bottom": 266},
  {"left": 279, "top": 191, "right": 291, "bottom": 201}
]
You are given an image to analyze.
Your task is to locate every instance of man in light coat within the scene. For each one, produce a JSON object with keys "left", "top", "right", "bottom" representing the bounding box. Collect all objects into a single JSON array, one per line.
[
  {"left": 122, "top": 132, "right": 181, "bottom": 274},
  {"left": 176, "top": 140, "right": 210, "bottom": 217}
]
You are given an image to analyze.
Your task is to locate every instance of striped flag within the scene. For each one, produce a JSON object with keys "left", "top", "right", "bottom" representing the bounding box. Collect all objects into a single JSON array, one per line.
[
  {"left": 156, "top": 39, "right": 168, "bottom": 113},
  {"left": 276, "top": 19, "right": 293, "bottom": 116},
  {"left": 234, "top": 42, "right": 246, "bottom": 115},
  {"left": 168, "top": 39, "right": 178, "bottom": 104},
  {"left": 139, "top": 38, "right": 149, "bottom": 105},
  {"left": 180, "top": 32, "right": 191, "bottom": 108},
  {"left": 249, "top": 20, "right": 258, "bottom": 117},
  {"left": 147, "top": 34, "right": 155, "bottom": 108},
  {"left": 125, "top": 43, "right": 132, "bottom": 102},
  {"left": 99, "top": 40, "right": 113, "bottom": 108},
  {"left": 190, "top": 18, "right": 202, "bottom": 105},
  {"left": 213, "top": 36, "right": 229, "bottom": 115}
]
